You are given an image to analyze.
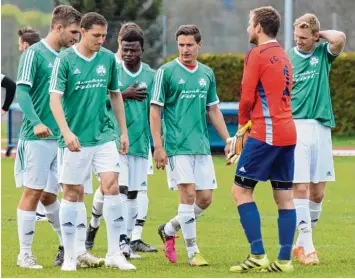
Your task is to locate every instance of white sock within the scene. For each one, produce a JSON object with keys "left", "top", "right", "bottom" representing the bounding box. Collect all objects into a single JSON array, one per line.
[
  {"left": 164, "top": 204, "right": 205, "bottom": 237},
  {"left": 44, "top": 200, "right": 63, "bottom": 246},
  {"left": 131, "top": 191, "right": 149, "bottom": 241},
  {"left": 309, "top": 200, "right": 322, "bottom": 229},
  {"left": 75, "top": 202, "right": 87, "bottom": 257},
  {"left": 90, "top": 187, "right": 104, "bottom": 228},
  {"left": 103, "top": 195, "right": 123, "bottom": 256},
  {"left": 178, "top": 204, "right": 199, "bottom": 258},
  {"left": 294, "top": 198, "right": 315, "bottom": 253},
  {"left": 60, "top": 199, "right": 78, "bottom": 261},
  {"left": 127, "top": 198, "right": 138, "bottom": 239},
  {"left": 36, "top": 201, "right": 46, "bottom": 216},
  {"left": 17, "top": 209, "right": 36, "bottom": 256},
  {"left": 120, "top": 193, "right": 128, "bottom": 239}
]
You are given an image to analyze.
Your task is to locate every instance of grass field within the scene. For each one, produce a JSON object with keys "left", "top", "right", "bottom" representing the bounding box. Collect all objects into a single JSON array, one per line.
[{"left": 1, "top": 156, "right": 355, "bottom": 278}]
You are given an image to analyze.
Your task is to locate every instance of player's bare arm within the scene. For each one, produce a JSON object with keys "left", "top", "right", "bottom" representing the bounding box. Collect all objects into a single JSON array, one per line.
[
  {"left": 121, "top": 80, "right": 148, "bottom": 101},
  {"left": 150, "top": 104, "right": 167, "bottom": 169},
  {"left": 110, "top": 91, "right": 129, "bottom": 154},
  {"left": 318, "top": 30, "right": 346, "bottom": 55},
  {"left": 50, "top": 92, "right": 81, "bottom": 152},
  {"left": 207, "top": 104, "right": 230, "bottom": 156}
]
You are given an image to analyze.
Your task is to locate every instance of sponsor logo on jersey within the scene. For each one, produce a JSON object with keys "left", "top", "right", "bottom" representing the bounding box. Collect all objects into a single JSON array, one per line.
[
  {"left": 73, "top": 68, "right": 81, "bottom": 75},
  {"left": 310, "top": 57, "right": 319, "bottom": 66},
  {"left": 199, "top": 77, "right": 207, "bottom": 87},
  {"left": 178, "top": 78, "right": 185, "bottom": 84},
  {"left": 96, "top": 65, "right": 107, "bottom": 76}
]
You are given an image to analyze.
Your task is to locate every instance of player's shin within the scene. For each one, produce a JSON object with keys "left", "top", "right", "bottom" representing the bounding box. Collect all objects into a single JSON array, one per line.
[
  {"left": 277, "top": 209, "right": 296, "bottom": 261},
  {"left": 90, "top": 187, "right": 104, "bottom": 228},
  {"left": 178, "top": 204, "right": 199, "bottom": 258},
  {"left": 17, "top": 208, "right": 36, "bottom": 256},
  {"left": 75, "top": 202, "right": 87, "bottom": 257},
  {"left": 44, "top": 199, "right": 62, "bottom": 245},
  {"left": 60, "top": 200, "right": 78, "bottom": 262}
]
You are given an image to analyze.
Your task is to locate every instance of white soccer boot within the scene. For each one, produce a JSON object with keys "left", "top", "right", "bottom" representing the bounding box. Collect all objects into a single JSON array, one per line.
[
  {"left": 17, "top": 253, "right": 43, "bottom": 269},
  {"left": 105, "top": 252, "right": 136, "bottom": 271}
]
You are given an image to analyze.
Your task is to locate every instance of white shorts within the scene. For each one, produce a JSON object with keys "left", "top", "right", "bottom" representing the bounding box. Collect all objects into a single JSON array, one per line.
[
  {"left": 119, "top": 154, "right": 148, "bottom": 191},
  {"left": 14, "top": 139, "right": 60, "bottom": 195},
  {"left": 147, "top": 149, "right": 154, "bottom": 175},
  {"left": 293, "top": 120, "right": 335, "bottom": 183},
  {"left": 166, "top": 155, "right": 217, "bottom": 191},
  {"left": 58, "top": 141, "right": 120, "bottom": 193}
]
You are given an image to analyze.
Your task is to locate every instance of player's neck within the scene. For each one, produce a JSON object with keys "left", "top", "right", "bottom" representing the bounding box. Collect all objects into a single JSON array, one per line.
[
  {"left": 45, "top": 33, "right": 62, "bottom": 51},
  {"left": 257, "top": 35, "right": 276, "bottom": 46},
  {"left": 124, "top": 61, "right": 141, "bottom": 73},
  {"left": 76, "top": 42, "right": 96, "bottom": 58},
  {"left": 178, "top": 58, "right": 197, "bottom": 70}
]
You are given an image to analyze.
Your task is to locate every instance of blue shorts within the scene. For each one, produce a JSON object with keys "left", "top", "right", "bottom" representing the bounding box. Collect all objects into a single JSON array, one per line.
[{"left": 236, "top": 137, "right": 295, "bottom": 182}]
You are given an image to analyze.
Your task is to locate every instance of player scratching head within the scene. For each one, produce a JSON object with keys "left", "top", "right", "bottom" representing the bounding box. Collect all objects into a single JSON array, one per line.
[
  {"left": 79, "top": 12, "right": 108, "bottom": 54},
  {"left": 293, "top": 14, "right": 320, "bottom": 53},
  {"left": 50, "top": 5, "right": 82, "bottom": 48},
  {"left": 121, "top": 30, "right": 144, "bottom": 72},
  {"left": 17, "top": 27, "right": 40, "bottom": 53},
  {"left": 175, "top": 24, "right": 202, "bottom": 66},
  {"left": 247, "top": 6, "right": 281, "bottom": 46}
]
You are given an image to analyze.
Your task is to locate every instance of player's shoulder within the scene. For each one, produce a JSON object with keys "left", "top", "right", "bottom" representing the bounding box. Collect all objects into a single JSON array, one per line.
[
  {"left": 21, "top": 41, "right": 43, "bottom": 58},
  {"left": 142, "top": 62, "right": 156, "bottom": 75},
  {"left": 98, "top": 47, "right": 116, "bottom": 58},
  {"left": 159, "top": 58, "right": 179, "bottom": 72},
  {"left": 197, "top": 61, "right": 214, "bottom": 74},
  {"left": 57, "top": 46, "right": 75, "bottom": 61}
]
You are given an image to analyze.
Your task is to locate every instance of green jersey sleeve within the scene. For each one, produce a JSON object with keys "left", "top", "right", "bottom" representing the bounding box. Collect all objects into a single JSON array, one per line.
[
  {"left": 206, "top": 72, "right": 219, "bottom": 106},
  {"left": 49, "top": 57, "right": 67, "bottom": 94},
  {"left": 16, "top": 49, "right": 38, "bottom": 88},
  {"left": 108, "top": 55, "right": 120, "bottom": 92},
  {"left": 151, "top": 68, "right": 166, "bottom": 106},
  {"left": 324, "top": 42, "right": 340, "bottom": 64}
]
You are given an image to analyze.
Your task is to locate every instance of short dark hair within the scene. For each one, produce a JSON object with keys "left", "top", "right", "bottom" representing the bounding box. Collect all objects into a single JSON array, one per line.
[
  {"left": 175, "top": 24, "right": 202, "bottom": 43},
  {"left": 121, "top": 30, "right": 144, "bottom": 49},
  {"left": 251, "top": 6, "right": 281, "bottom": 38},
  {"left": 51, "top": 5, "right": 82, "bottom": 29},
  {"left": 17, "top": 27, "right": 40, "bottom": 46},
  {"left": 80, "top": 12, "right": 108, "bottom": 30},
  {"left": 119, "top": 22, "right": 143, "bottom": 37}
]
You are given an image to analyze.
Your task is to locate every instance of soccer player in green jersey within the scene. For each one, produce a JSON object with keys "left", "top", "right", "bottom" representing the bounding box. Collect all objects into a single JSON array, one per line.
[
  {"left": 288, "top": 13, "right": 346, "bottom": 265},
  {"left": 86, "top": 22, "right": 157, "bottom": 255},
  {"left": 14, "top": 5, "right": 82, "bottom": 269},
  {"left": 151, "top": 25, "right": 230, "bottom": 266},
  {"left": 49, "top": 12, "right": 135, "bottom": 272}
]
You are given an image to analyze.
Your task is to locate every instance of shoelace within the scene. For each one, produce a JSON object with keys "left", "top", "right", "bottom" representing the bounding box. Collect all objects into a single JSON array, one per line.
[{"left": 24, "top": 255, "right": 38, "bottom": 266}]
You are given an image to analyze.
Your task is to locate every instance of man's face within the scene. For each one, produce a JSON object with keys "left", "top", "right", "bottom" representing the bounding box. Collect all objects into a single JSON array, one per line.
[
  {"left": 81, "top": 24, "right": 107, "bottom": 52},
  {"left": 294, "top": 26, "right": 318, "bottom": 52},
  {"left": 177, "top": 35, "right": 201, "bottom": 65},
  {"left": 247, "top": 14, "right": 259, "bottom": 45},
  {"left": 58, "top": 23, "right": 80, "bottom": 48},
  {"left": 18, "top": 37, "right": 29, "bottom": 53},
  {"left": 121, "top": 41, "right": 142, "bottom": 67}
]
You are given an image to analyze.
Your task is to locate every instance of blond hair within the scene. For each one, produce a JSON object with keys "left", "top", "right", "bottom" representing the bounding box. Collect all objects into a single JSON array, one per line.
[{"left": 294, "top": 13, "right": 320, "bottom": 35}]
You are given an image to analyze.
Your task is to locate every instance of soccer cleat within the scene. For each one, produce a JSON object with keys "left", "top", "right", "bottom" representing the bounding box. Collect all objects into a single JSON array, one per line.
[
  {"left": 85, "top": 224, "right": 99, "bottom": 250},
  {"left": 188, "top": 252, "right": 208, "bottom": 266},
  {"left": 17, "top": 253, "right": 43, "bottom": 269},
  {"left": 35, "top": 212, "right": 48, "bottom": 222},
  {"left": 53, "top": 245, "right": 64, "bottom": 266},
  {"left": 76, "top": 251, "right": 105, "bottom": 268},
  {"left": 230, "top": 254, "right": 269, "bottom": 272},
  {"left": 120, "top": 240, "right": 131, "bottom": 258},
  {"left": 131, "top": 239, "right": 158, "bottom": 253},
  {"left": 61, "top": 259, "right": 77, "bottom": 271},
  {"left": 292, "top": 246, "right": 305, "bottom": 262},
  {"left": 301, "top": 251, "right": 319, "bottom": 265},
  {"left": 263, "top": 260, "right": 294, "bottom": 273},
  {"left": 105, "top": 252, "right": 136, "bottom": 271},
  {"left": 129, "top": 247, "right": 142, "bottom": 259},
  {"left": 158, "top": 223, "right": 177, "bottom": 263}
]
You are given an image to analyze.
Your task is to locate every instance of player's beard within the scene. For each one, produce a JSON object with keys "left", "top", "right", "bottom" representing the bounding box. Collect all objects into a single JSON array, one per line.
[{"left": 249, "top": 34, "right": 258, "bottom": 46}]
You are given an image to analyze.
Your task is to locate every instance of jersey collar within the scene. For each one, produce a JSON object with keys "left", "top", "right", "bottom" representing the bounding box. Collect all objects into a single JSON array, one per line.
[
  {"left": 73, "top": 44, "right": 97, "bottom": 62},
  {"left": 122, "top": 62, "right": 143, "bottom": 77},
  {"left": 41, "top": 39, "right": 59, "bottom": 56},
  {"left": 175, "top": 58, "right": 199, "bottom": 73},
  {"left": 294, "top": 47, "right": 315, "bottom": 58}
]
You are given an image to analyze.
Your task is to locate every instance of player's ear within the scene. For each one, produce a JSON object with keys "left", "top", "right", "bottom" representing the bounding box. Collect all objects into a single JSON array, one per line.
[
  {"left": 314, "top": 32, "right": 320, "bottom": 42},
  {"left": 198, "top": 40, "right": 202, "bottom": 48}
]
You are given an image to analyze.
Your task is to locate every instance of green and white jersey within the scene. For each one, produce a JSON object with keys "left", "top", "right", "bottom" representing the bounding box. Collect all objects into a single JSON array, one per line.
[
  {"left": 151, "top": 58, "right": 219, "bottom": 156},
  {"left": 116, "top": 62, "right": 155, "bottom": 158},
  {"left": 16, "top": 39, "right": 59, "bottom": 140},
  {"left": 288, "top": 42, "right": 340, "bottom": 128},
  {"left": 49, "top": 45, "right": 120, "bottom": 148}
]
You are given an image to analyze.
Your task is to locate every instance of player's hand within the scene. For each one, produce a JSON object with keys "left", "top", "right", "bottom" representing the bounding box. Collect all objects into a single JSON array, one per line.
[
  {"left": 122, "top": 81, "right": 148, "bottom": 101},
  {"left": 33, "top": 123, "right": 54, "bottom": 138},
  {"left": 1, "top": 109, "right": 7, "bottom": 116},
  {"left": 226, "top": 120, "right": 252, "bottom": 165},
  {"left": 154, "top": 147, "right": 168, "bottom": 170},
  {"left": 119, "top": 133, "right": 129, "bottom": 155},
  {"left": 63, "top": 130, "right": 81, "bottom": 152}
]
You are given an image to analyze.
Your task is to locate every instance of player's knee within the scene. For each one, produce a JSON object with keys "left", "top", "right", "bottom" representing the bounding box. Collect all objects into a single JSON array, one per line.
[
  {"left": 178, "top": 185, "right": 196, "bottom": 204},
  {"left": 62, "top": 185, "right": 81, "bottom": 202},
  {"left": 195, "top": 191, "right": 212, "bottom": 209},
  {"left": 310, "top": 192, "right": 324, "bottom": 203},
  {"left": 127, "top": 190, "right": 138, "bottom": 200},
  {"left": 101, "top": 175, "right": 119, "bottom": 195},
  {"left": 232, "top": 176, "right": 256, "bottom": 205},
  {"left": 293, "top": 183, "right": 309, "bottom": 198},
  {"left": 40, "top": 191, "right": 57, "bottom": 206},
  {"left": 22, "top": 187, "right": 42, "bottom": 203}
]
